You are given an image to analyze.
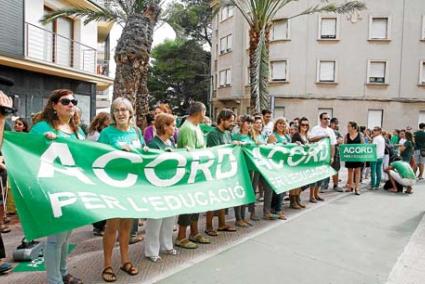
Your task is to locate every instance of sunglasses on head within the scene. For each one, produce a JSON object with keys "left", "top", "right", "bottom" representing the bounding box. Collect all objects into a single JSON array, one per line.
[{"left": 59, "top": 98, "right": 78, "bottom": 106}]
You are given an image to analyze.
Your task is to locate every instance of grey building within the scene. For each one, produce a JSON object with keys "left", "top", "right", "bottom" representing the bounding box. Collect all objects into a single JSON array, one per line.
[
  {"left": 211, "top": 0, "right": 425, "bottom": 130},
  {"left": 0, "top": 0, "right": 114, "bottom": 126}
]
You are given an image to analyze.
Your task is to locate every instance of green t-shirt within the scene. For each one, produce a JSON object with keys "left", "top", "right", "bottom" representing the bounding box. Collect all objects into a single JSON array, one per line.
[
  {"left": 401, "top": 140, "right": 414, "bottom": 162},
  {"left": 207, "top": 127, "right": 232, "bottom": 147},
  {"left": 414, "top": 130, "right": 425, "bottom": 150},
  {"left": 30, "top": 120, "right": 85, "bottom": 140},
  {"left": 98, "top": 125, "right": 145, "bottom": 150},
  {"left": 273, "top": 132, "right": 291, "bottom": 144},
  {"left": 148, "top": 136, "right": 175, "bottom": 151},
  {"left": 391, "top": 161, "right": 415, "bottom": 179},
  {"left": 390, "top": 135, "right": 399, "bottom": 145},
  {"left": 177, "top": 120, "right": 205, "bottom": 149},
  {"left": 231, "top": 132, "right": 254, "bottom": 144}
]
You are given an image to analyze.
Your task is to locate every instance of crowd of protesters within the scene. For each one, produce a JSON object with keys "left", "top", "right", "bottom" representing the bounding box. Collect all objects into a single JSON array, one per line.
[{"left": 0, "top": 88, "right": 422, "bottom": 283}]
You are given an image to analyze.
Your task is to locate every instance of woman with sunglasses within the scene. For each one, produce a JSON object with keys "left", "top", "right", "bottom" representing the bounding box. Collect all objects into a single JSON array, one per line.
[
  {"left": 290, "top": 117, "right": 311, "bottom": 209},
  {"left": 98, "top": 97, "right": 144, "bottom": 282},
  {"left": 30, "top": 89, "right": 84, "bottom": 284},
  {"left": 266, "top": 118, "right": 290, "bottom": 220}
]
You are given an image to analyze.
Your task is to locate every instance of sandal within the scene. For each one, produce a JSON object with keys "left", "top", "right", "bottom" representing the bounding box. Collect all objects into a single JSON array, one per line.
[
  {"left": 101, "top": 267, "right": 116, "bottom": 282},
  {"left": 147, "top": 256, "right": 162, "bottom": 263},
  {"left": 217, "top": 225, "right": 237, "bottom": 232},
  {"left": 315, "top": 196, "right": 324, "bottom": 201},
  {"left": 204, "top": 229, "right": 218, "bottom": 237},
  {"left": 163, "top": 249, "right": 178, "bottom": 255},
  {"left": 120, "top": 262, "right": 138, "bottom": 276},
  {"left": 309, "top": 198, "right": 317, "bottom": 203},
  {"left": 63, "top": 273, "right": 83, "bottom": 284},
  {"left": 235, "top": 220, "right": 248, "bottom": 227},
  {"left": 189, "top": 233, "right": 210, "bottom": 244},
  {"left": 0, "top": 225, "right": 11, "bottom": 234},
  {"left": 278, "top": 212, "right": 287, "bottom": 220},
  {"left": 129, "top": 235, "right": 143, "bottom": 244},
  {"left": 175, "top": 238, "right": 198, "bottom": 249}
]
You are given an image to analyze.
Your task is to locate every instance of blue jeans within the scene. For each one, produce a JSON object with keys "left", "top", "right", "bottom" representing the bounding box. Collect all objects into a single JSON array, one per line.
[
  {"left": 45, "top": 231, "right": 71, "bottom": 284},
  {"left": 370, "top": 158, "right": 383, "bottom": 188}
]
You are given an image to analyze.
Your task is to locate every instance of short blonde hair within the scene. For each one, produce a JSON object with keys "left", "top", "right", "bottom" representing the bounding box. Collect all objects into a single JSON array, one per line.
[
  {"left": 110, "top": 97, "right": 134, "bottom": 125},
  {"left": 155, "top": 113, "right": 175, "bottom": 136}
]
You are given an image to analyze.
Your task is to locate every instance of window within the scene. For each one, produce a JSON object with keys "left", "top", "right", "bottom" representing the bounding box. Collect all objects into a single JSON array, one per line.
[
  {"left": 219, "top": 34, "right": 232, "bottom": 54},
  {"left": 219, "top": 69, "right": 231, "bottom": 86},
  {"left": 422, "top": 15, "right": 425, "bottom": 40},
  {"left": 271, "top": 60, "right": 288, "bottom": 82},
  {"left": 369, "top": 17, "right": 390, "bottom": 40},
  {"left": 368, "top": 110, "right": 383, "bottom": 128},
  {"left": 317, "top": 60, "right": 336, "bottom": 82},
  {"left": 221, "top": 6, "right": 234, "bottom": 21},
  {"left": 274, "top": 106, "right": 285, "bottom": 118},
  {"left": 368, "top": 61, "right": 388, "bottom": 84},
  {"left": 272, "top": 19, "right": 289, "bottom": 40},
  {"left": 319, "top": 18, "right": 337, "bottom": 39},
  {"left": 420, "top": 60, "right": 425, "bottom": 84},
  {"left": 419, "top": 111, "right": 425, "bottom": 126}
]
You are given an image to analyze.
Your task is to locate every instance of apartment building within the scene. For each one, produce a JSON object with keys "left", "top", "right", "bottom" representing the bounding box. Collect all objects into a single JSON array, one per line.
[
  {"left": 0, "top": 0, "right": 114, "bottom": 125},
  {"left": 211, "top": 0, "right": 425, "bottom": 130}
]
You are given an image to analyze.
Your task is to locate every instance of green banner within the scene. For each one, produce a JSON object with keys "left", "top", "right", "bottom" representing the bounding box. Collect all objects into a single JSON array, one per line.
[
  {"left": 243, "top": 139, "right": 336, "bottom": 194},
  {"left": 3, "top": 132, "right": 254, "bottom": 240},
  {"left": 339, "top": 144, "right": 377, "bottom": 162}
]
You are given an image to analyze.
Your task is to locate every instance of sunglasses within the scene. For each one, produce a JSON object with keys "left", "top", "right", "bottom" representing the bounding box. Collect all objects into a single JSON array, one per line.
[
  {"left": 322, "top": 118, "right": 330, "bottom": 120},
  {"left": 301, "top": 123, "right": 309, "bottom": 127},
  {"left": 59, "top": 98, "right": 78, "bottom": 106}
]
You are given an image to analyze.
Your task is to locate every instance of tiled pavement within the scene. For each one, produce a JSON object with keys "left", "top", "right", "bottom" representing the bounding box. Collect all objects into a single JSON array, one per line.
[{"left": 1, "top": 186, "right": 347, "bottom": 284}]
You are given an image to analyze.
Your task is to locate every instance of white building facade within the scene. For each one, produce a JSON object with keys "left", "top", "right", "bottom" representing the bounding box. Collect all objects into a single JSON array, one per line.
[{"left": 211, "top": 0, "right": 425, "bottom": 130}]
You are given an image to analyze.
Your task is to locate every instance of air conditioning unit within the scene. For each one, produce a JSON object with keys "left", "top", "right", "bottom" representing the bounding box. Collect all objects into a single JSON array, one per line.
[
  {"left": 321, "top": 34, "right": 336, "bottom": 39},
  {"left": 370, "top": 77, "right": 385, "bottom": 83}
]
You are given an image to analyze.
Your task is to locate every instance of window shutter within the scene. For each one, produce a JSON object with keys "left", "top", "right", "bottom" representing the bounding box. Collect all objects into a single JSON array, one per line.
[
  {"left": 226, "top": 69, "right": 232, "bottom": 85},
  {"left": 422, "top": 63, "right": 425, "bottom": 83},
  {"left": 319, "top": 61, "right": 335, "bottom": 81},
  {"left": 227, "top": 35, "right": 232, "bottom": 51},
  {"left": 271, "top": 61, "right": 286, "bottom": 80},
  {"left": 370, "top": 62, "right": 385, "bottom": 78},
  {"left": 371, "top": 18, "right": 388, "bottom": 39},
  {"left": 219, "top": 71, "right": 226, "bottom": 86},
  {"left": 228, "top": 7, "right": 234, "bottom": 17},
  {"left": 321, "top": 18, "right": 336, "bottom": 38},
  {"left": 220, "top": 37, "right": 226, "bottom": 53},
  {"left": 368, "top": 110, "right": 383, "bottom": 128},
  {"left": 273, "top": 20, "right": 287, "bottom": 40}
]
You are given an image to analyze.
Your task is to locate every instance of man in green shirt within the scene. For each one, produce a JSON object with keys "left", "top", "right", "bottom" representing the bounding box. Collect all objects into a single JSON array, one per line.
[
  {"left": 414, "top": 123, "right": 425, "bottom": 179},
  {"left": 205, "top": 109, "right": 237, "bottom": 236},
  {"left": 175, "top": 102, "right": 210, "bottom": 249},
  {"left": 384, "top": 160, "right": 416, "bottom": 193}
]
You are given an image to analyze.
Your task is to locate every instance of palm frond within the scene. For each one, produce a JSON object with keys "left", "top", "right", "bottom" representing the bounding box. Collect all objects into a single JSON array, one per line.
[
  {"left": 40, "top": 7, "right": 123, "bottom": 25},
  {"left": 289, "top": 1, "right": 366, "bottom": 19},
  {"left": 252, "top": 28, "right": 270, "bottom": 112}
]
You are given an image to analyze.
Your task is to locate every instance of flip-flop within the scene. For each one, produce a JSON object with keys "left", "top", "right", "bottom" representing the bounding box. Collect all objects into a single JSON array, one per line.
[
  {"left": 204, "top": 230, "right": 218, "bottom": 237},
  {"left": 217, "top": 226, "right": 236, "bottom": 232}
]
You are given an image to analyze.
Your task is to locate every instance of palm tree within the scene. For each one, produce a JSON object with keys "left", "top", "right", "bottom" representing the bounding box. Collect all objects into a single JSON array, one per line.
[
  {"left": 41, "top": 0, "right": 161, "bottom": 127},
  {"left": 212, "top": 0, "right": 366, "bottom": 113}
]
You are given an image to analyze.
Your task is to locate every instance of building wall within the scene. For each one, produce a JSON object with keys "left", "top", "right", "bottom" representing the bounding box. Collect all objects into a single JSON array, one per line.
[{"left": 212, "top": 0, "right": 425, "bottom": 130}]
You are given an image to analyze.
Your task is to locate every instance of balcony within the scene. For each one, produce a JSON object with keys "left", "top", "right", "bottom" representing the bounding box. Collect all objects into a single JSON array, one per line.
[{"left": 25, "top": 22, "right": 109, "bottom": 77}]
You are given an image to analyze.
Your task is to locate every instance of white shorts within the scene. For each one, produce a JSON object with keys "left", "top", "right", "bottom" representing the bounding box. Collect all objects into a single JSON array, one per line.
[
  {"left": 388, "top": 170, "right": 415, "bottom": 187},
  {"left": 414, "top": 150, "right": 424, "bottom": 165}
]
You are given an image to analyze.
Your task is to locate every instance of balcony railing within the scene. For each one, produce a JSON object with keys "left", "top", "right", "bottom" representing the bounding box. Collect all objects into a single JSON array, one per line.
[{"left": 25, "top": 22, "right": 98, "bottom": 74}]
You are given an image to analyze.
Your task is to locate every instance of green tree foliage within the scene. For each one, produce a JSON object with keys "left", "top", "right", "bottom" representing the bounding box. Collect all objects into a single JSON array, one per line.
[
  {"left": 148, "top": 39, "right": 211, "bottom": 115},
  {"left": 164, "top": 0, "right": 212, "bottom": 47}
]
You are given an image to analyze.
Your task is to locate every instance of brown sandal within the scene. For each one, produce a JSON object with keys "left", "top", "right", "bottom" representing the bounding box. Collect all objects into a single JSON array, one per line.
[
  {"left": 63, "top": 274, "right": 83, "bottom": 284},
  {"left": 120, "top": 262, "right": 138, "bottom": 276},
  {"left": 101, "top": 267, "right": 116, "bottom": 282}
]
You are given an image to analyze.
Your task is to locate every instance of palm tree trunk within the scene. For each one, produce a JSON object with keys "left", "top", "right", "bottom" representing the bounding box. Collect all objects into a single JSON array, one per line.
[
  {"left": 248, "top": 27, "right": 271, "bottom": 113},
  {"left": 113, "top": 4, "right": 160, "bottom": 128}
]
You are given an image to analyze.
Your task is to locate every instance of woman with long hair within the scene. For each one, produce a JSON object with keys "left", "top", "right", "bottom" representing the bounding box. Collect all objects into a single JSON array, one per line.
[
  {"left": 87, "top": 112, "right": 111, "bottom": 142},
  {"left": 345, "top": 121, "right": 364, "bottom": 195},
  {"left": 266, "top": 118, "right": 290, "bottom": 220},
  {"left": 30, "top": 89, "right": 84, "bottom": 284},
  {"left": 13, "top": 117, "right": 29, "bottom": 132},
  {"left": 98, "top": 97, "right": 144, "bottom": 282}
]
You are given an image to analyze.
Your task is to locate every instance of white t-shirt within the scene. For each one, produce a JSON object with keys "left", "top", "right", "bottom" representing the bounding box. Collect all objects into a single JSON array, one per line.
[
  {"left": 87, "top": 131, "right": 100, "bottom": 142},
  {"left": 373, "top": 134, "right": 386, "bottom": 159},
  {"left": 310, "top": 125, "right": 337, "bottom": 145},
  {"left": 261, "top": 121, "right": 274, "bottom": 138}
]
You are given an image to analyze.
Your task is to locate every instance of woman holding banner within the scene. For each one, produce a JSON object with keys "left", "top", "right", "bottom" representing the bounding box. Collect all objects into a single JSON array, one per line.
[
  {"left": 144, "top": 113, "right": 178, "bottom": 262},
  {"left": 30, "top": 89, "right": 84, "bottom": 284},
  {"left": 98, "top": 97, "right": 144, "bottom": 282},
  {"left": 232, "top": 115, "right": 257, "bottom": 226},
  {"left": 344, "top": 121, "right": 364, "bottom": 195},
  {"left": 267, "top": 118, "right": 290, "bottom": 220}
]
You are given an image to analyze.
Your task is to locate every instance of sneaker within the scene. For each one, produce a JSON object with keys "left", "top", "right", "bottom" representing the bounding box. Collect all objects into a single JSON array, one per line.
[{"left": 333, "top": 186, "right": 343, "bottom": 192}]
